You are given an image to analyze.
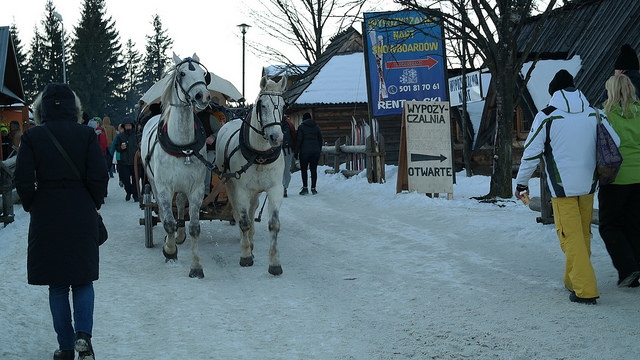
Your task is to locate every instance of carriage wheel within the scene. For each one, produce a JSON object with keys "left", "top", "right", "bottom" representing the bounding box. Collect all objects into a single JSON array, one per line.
[{"left": 143, "top": 184, "right": 154, "bottom": 248}]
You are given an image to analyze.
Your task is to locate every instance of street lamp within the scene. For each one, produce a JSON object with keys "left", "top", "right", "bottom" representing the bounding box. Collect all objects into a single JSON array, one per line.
[
  {"left": 237, "top": 23, "right": 251, "bottom": 100},
  {"left": 53, "top": 11, "right": 66, "bottom": 83}
]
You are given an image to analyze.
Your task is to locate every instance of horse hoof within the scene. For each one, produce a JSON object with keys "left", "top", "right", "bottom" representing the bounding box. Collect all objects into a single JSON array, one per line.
[
  {"left": 189, "top": 268, "right": 204, "bottom": 279},
  {"left": 176, "top": 233, "right": 186, "bottom": 245},
  {"left": 239, "top": 256, "right": 254, "bottom": 267},
  {"left": 163, "top": 247, "right": 178, "bottom": 262},
  {"left": 268, "top": 265, "right": 283, "bottom": 276}
]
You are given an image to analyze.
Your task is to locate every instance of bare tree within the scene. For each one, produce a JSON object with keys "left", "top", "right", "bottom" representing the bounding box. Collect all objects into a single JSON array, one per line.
[
  {"left": 248, "top": 0, "right": 368, "bottom": 65},
  {"left": 395, "top": 0, "right": 559, "bottom": 198},
  {"left": 445, "top": 16, "right": 484, "bottom": 178}
]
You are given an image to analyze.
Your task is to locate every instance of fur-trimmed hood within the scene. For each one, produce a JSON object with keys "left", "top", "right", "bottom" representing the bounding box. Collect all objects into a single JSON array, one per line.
[{"left": 32, "top": 83, "right": 83, "bottom": 125}]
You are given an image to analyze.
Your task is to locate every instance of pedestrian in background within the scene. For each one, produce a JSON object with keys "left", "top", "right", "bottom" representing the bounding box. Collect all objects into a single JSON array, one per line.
[
  {"left": 102, "top": 116, "right": 117, "bottom": 178},
  {"left": 598, "top": 73, "right": 640, "bottom": 288},
  {"left": 14, "top": 83, "right": 108, "bottom": 360},
  {"left": 295, "top": 112, "right": 323, "bottom": 195},
  {"left": 598, "top": 44, "right": 640, "bottom": 104},
  {"left": 88, "top": 118, "right": 109, "bottom": 199},
  {"left": 113, "top": 118, "right": 139, "bottom": 202},
  {"left": 1, "top": 124, "right": 10, "bottom": 160},
  {"left": 7, "top": 120, "right": 22, "bottom": 157},
  {"left": 281, "top": 115, "right": 296, "bottom": 197},
  {"left": 514, "top": 70, "right": 615, "bottom": 305}
]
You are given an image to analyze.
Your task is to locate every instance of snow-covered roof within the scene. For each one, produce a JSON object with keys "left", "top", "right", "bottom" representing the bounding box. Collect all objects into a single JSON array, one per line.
[
  {"left": 294, "top": 53, "right": 368, "bottom": 105},
  {"left": 521, "top": 56, "right": 582, "bottom": 111},
  {"left": 263, "top": 64, "right": 307, "bottom": 78}
]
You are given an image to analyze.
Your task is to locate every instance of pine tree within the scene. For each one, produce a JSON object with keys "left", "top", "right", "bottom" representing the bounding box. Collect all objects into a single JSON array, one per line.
[
  {"left": 9, "top": 23, "right": 27, "bottom": 78},
  {"left": 20, "top": 1, "right": 65, "bottom": 101},
  {"left": 23, "top": 28, "right": 49, "bottom": 102},
  {"left": 120, "top": 39, "right": 145, "bottom": 123},
  {"left": 41, "top": 0, "right": 65, "bottom": 84},
  {"left": 68, "top": 0, "right": 126, "bottom": 118},
  {"left": 140, "top": 14, "right": 174, "bottom": 93}
]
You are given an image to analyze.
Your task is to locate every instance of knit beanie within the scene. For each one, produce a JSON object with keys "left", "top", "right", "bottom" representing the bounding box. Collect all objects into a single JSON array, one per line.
[
  {"left": 614, "top": 44, "right": 639, "bottom": 71},
  {"left": 548, "top": 69, "right": 575, "bottom": 95}
]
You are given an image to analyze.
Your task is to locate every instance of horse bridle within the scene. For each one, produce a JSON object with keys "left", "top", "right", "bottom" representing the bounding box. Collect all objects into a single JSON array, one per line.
[
  {"left": 244, "top": 91, "right": 284, "bottom": 140},
  {"left": 212, "top": 91, "right": 285, "bottom": 180},
  {"left": 171, "top": 57, "right": 211, "bottom": 110}
]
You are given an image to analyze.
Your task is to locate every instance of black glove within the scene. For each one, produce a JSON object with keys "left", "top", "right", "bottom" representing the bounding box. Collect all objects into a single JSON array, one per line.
[{"left": 516, "top": 184, "right": 529, "bottom": 192}]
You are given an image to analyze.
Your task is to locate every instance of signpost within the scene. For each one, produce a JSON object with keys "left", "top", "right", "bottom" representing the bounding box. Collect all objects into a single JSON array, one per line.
[{"left": 397, "top": 101, "right": 453, "bottom": 198}]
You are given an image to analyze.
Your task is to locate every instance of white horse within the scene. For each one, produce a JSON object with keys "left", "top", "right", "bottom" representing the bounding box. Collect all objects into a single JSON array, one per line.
[
  {"left": 215, "top": 76, "right": 287, "bottom": 275},
  {"left": 141, "top": 53, "right": 211, "bottom": 278}
]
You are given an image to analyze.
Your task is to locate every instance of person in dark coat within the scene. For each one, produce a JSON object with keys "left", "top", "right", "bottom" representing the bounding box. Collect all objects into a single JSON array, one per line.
[
  {"left": 281, "top": 115, "right": 296, "bottom": 197},
  {"left": 113, "top": 118, "right": 139, "bottom": 202},
  {"left": 295, "top": 112, "right": 323, "bottom": 195},
  {"left": 14, "top": 83, "right": 108, "bottom": 360},
  {"left": 598, "top": 44, "right": 640, "bottom": 105}
]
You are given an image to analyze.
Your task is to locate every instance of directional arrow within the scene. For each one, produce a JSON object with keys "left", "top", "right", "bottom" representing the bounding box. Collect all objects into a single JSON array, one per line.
[
  {"left": 385, "top": 56, "right": 439, "bottom": 70},
  {"left": 424, "top": 56, "right": 438, "bottom": 69},
  {"left": 410, "top": 153, "right": 447, "bottom": 162}
]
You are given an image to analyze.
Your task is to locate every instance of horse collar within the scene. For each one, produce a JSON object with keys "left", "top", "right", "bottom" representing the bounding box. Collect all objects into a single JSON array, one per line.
[
  {"left": 157, "top": 113, "right": 206, "bottom": 161},
  {"left": 239, "top": 120, "right": 281, "bottom": 165}
]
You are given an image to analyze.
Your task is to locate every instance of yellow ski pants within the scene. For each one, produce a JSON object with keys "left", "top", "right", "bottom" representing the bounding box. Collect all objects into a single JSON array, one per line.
[{"left": 551, "top": 194, "right": 599, "bottom": 299}]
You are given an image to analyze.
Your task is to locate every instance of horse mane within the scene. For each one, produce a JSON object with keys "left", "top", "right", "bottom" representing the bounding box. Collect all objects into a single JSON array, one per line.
[{"left": 160, "top": 67, "right": 178, "bottom": 119}]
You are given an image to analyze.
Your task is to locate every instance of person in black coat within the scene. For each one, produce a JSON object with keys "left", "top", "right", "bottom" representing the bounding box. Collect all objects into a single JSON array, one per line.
[
  {"left": 113, "top": 118, "right": 139, "bottom": 202},
  {"left": 598, "top": 44, "right": 640, "bottom": 105},
  {"left": 14, "top": 83, "right": 108, "bottom": 360},
  {"left": 281, "top": 115, "right": 296, "bottom": 197},
  {"left": 295, "top": 112, "right": 323, "bottom": 195}
]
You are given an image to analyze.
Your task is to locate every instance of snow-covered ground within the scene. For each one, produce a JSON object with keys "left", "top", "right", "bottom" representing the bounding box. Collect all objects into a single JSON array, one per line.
[{"left": 1, "top": 166, "right": 639, "bottom": 359}]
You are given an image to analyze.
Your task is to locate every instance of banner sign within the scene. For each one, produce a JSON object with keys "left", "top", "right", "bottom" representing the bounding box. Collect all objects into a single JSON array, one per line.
[
  {"left": 363, "top": 11, "right": 447, "bottom": 117},
  {"left": 404, "top": 100, "right": 453, "bottom": 194},
  {"left": 448, "top": 70, "right": 484, "bottom": 107}
]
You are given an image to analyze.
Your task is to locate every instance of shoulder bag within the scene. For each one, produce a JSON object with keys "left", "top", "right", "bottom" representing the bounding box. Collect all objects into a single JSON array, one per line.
[{"left": 595, "top": 110, "right": 623, "bottom": 186}]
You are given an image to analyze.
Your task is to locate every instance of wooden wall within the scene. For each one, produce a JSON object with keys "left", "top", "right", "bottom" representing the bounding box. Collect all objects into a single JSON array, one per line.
[{"left": 289, "top": 105, "right": 403, "bottom": 165}]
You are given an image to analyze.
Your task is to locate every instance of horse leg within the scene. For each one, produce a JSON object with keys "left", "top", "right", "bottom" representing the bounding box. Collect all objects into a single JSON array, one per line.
[
  {"left": 187, "top": 192, "right": 204, "bottom": 279},
  {"left": 238, "top": 206, "right": 254, "bottom": 267},
  {"left": 158, "top": 195, "right": 178, "bottom": 262},
  {"left": 175, "top": 193, "right": 187, "bottom": 244},
  {"left": 266, "top": 189, "right": 283, "bottom": 275}
]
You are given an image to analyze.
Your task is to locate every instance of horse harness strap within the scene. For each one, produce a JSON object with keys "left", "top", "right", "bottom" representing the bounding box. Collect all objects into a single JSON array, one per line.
[
  {"left": 239, "top": 118, "right": 282, "bottom": 165},
  {"left": 219, "top": 127, "right": 258, "bottom": 180},
  {"left": 157, "top": 113, "right": 207, "bottom": 165}
]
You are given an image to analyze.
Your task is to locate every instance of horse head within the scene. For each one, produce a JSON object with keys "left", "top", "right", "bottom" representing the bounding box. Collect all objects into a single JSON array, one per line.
[
  {"left": 254, "top": 76, "right": 287, "bottom": 147},
  {"left": 163, "top": 53, "right": 211, "bottom": 111}
]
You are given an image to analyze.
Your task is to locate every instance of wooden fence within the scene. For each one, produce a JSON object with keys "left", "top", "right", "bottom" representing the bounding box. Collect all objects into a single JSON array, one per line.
[{"left": 320, "top": 118, "right": 385, "bottom": 184}]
